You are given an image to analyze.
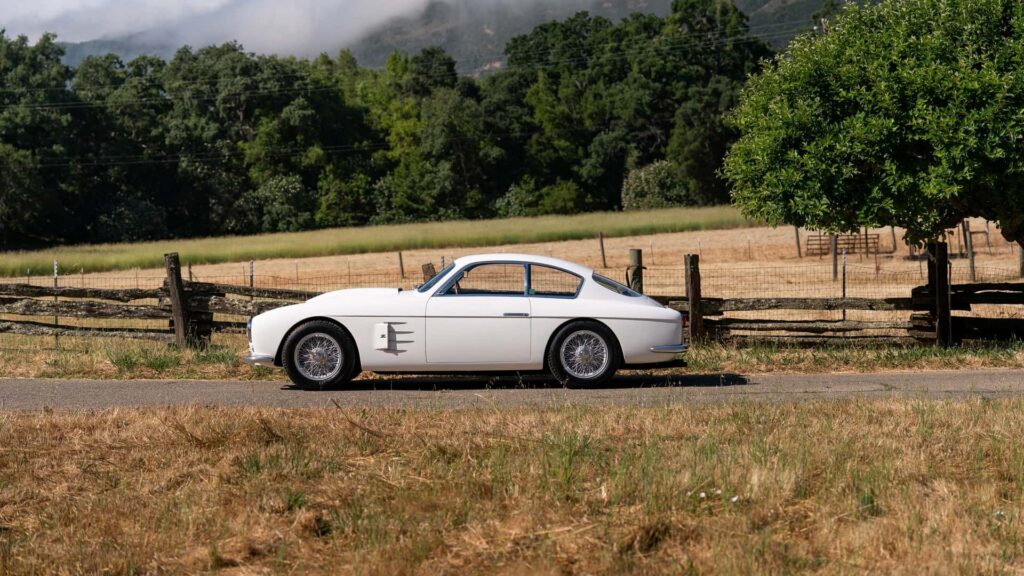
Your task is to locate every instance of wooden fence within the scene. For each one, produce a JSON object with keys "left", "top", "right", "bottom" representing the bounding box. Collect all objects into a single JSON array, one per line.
[
  {"left": 0, "top": 253, "right": 315, "bottom": 346},
  {"left": 2, "top": 246, "right": 1023, "bottom": 349},
  {"left": 664, "top": 242, "right": 1024, "bottom": 345}
]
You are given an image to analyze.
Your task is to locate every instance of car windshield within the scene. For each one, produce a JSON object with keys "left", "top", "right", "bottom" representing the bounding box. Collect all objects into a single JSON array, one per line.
[
  {"left": 592, "top": 273, "right": 642, "bottom": 297},
  {"left": 417, "top": 263, "right": 456, "bottom": 293}
]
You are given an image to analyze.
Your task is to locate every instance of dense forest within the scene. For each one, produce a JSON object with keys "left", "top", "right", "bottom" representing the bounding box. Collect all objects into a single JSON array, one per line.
[{"left": 0, "top": 0, "right": 775, "bottom": 249}]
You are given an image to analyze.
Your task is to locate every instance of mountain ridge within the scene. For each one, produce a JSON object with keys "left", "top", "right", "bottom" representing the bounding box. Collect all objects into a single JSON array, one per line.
[{"left": 60, "top": 0, "right": 826, "bottom": 70}]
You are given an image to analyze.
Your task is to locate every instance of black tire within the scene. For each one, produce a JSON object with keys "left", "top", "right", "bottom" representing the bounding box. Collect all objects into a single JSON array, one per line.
[
  {"left": 282, "top": 320, "right": 359, "bottom": 390},
  {"left": 547, "top": 320, "right": 620, "bottom": 388}
]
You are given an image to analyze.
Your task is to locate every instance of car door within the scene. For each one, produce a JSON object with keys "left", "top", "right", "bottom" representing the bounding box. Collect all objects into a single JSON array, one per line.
[{"left": 425, "top": 262, "right": 531, "bottom": 364}]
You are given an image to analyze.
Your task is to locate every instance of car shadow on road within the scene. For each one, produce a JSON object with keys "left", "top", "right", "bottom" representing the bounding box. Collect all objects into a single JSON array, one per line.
[{"left": 284, "top": 372, "right": 749, "bottom": 392}]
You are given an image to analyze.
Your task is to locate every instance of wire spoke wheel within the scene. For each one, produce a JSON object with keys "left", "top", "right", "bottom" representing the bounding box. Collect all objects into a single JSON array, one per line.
[
  {"left": 294, "top": 332, "right": 344, "bottom": 382},
  {"left": 559, "top": 330, "right": 610, "bottom": 379}
]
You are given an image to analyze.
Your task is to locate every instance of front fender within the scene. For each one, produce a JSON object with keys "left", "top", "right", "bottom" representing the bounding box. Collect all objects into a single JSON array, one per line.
[{"left": 248, "top": 304, "right": 308, "bottom": 366}]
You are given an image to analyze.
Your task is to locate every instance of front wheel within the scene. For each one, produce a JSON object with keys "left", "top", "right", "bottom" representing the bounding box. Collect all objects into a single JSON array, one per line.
[
  {"left": 282, "top": 320, "right": 358, "bottom": 390},
  {"left": 547, "top": 321, "right": 620, "bottom": 388}
]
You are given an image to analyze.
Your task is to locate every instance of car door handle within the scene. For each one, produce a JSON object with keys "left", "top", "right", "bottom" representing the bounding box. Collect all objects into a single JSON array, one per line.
[{"left": 503, "top": 312, "right": 530, "bottom": 317}]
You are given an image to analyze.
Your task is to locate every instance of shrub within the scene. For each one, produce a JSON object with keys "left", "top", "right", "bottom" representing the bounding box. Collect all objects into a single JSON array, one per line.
[{"left": 621, "top": 161, "right": 697, "bottom": 210}]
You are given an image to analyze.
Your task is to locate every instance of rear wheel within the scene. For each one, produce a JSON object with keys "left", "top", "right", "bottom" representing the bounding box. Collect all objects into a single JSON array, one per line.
[
  {"left": 282, "top": 320, "right": 358, "bottom": 390},
  {"left": 547, "top": 321, "right": 620, "bottom": 388}
]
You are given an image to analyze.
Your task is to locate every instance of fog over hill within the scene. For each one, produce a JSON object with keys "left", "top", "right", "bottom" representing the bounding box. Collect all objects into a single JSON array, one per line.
[{"left": 5, "top": 0, "right": 828, "bottom": 70}]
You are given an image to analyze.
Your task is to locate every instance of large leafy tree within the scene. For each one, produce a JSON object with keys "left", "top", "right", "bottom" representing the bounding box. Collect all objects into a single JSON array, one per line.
[
  {"left": 499, "top": 1, "right": 769, "bottom": 212},
  {"left": 724, "top": 0, "right": 1024, "bottom": 244},
  {"left": 0, "top": 32, "right": 71, "bottom": 248}
]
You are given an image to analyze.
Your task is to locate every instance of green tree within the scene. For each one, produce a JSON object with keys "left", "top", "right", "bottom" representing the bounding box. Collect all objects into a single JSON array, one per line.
[
  {"left": 409, "top": 47, "right": 458, "bottom": 96},
  {"left": 724, "top": 0, "right": 1024, "bottom": 244},
  {"left": 0, "top": 31, "right": 72, "bottom": 247},
  {"left": 621, "top": 161, "right": 695, "bottom": 210}
]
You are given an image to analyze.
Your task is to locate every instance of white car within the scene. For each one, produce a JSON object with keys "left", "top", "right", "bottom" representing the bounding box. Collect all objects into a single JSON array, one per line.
[{"left": 245, "top": 254, "right": 687, "bottom": 389}]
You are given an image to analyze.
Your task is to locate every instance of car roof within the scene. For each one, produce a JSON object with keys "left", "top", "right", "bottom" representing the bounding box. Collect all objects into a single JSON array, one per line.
[{"left": 453, "top": 253, "right": 593, "bottom": 276}]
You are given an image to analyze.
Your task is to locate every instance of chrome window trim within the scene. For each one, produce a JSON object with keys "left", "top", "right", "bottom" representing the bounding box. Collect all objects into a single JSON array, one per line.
[{"left": 592, "top": 272, "right": 642, "bottom": 297}]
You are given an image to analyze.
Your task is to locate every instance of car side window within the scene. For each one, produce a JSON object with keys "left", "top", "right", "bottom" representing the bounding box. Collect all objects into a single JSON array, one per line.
[
  {"left": 529, "top": 265, "right": 582, "bottom": 297},
  {"left": 440, "top": 263, "right": 526, "bottom": 296}
]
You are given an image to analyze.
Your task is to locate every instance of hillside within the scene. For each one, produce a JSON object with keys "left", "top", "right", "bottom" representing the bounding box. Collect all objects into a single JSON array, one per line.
[
  {"left": 349, "top": 0, "right": 823, "bottom": 72},
  {"left": 60, "top": 0, "right": 826, "bottom": 70},
  {"left": 348, "top": 0, "right": 672, "bottom": 72}
]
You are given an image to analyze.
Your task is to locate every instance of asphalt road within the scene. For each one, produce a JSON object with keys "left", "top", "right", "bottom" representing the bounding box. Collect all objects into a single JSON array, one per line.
[{"left": 1, "top": 369, "right": 1024, "bottom": 410}]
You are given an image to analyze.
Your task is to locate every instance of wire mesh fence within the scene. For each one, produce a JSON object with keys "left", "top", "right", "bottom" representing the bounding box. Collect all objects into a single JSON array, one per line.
[{"left": 2, "top": 256, "right": 1023, "bottom": 351}]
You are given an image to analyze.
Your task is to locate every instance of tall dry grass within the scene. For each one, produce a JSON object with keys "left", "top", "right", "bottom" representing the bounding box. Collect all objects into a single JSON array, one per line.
[
  {"left": 1, "top": 400, "right": 1023, "bottom": 574},
  {"left": 0, "top": 206, "right": 750, "bottom": 276}
]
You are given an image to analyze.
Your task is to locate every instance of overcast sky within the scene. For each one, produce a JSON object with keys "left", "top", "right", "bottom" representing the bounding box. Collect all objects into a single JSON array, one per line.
[{"left": 0, "top": 0, "right": 434, "bottom": 53}]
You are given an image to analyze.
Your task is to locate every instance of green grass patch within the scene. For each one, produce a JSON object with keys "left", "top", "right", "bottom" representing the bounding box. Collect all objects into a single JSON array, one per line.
[{"left": 0, "top": 206, "right": 751, "bottom": 276}]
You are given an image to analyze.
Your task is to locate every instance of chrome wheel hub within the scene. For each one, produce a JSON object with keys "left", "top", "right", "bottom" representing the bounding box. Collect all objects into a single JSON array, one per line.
[
  {"left": 294, "top": 332, "right": 343, "bottom": 381},
  {"left": 559, "top": 330, "right": 610, "bottom": 379}
]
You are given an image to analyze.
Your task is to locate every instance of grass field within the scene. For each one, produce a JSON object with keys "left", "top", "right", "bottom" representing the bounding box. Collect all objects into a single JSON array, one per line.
[
  {"left": 0, "top": 206, "right": 750, "bottom": 276},
  {"left": 3, "top": 399, "right": 1023, "bottom": 573},
  {"left": 3, "top": 334, "right": 1024, "bottom": 380}
]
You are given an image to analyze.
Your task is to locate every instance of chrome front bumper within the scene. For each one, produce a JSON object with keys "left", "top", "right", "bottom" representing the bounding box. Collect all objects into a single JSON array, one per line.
[
  {"left": 650, "top": 344, "right": 688, "bottom": 354},
  {"left": 244, "top": 354, "right": 276, "bottom": 367}
]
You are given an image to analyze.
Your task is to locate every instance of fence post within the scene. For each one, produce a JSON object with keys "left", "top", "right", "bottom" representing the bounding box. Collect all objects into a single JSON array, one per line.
[
  {"left": 841, "top": 249, "right": 847, "bottom": 321},
  {"left": 398, "top": 251, "right": 405, "bottom": 279},
  {"left": 1019, "top": 241, "right": 1024, "bottom": 278},
  {"left": 934, "top": 242, "right": 951, "bottom": 347},
  {"left": 164, "top": 252, "right": 192, "bottom": 348},
  {"left": 831, "top": 235, "right": 839, "bottom": 281},
  {"left": 249, "top": 259, "right": 255, "bottom": 304},
  {"left": 53, "top": 259, "right": 59, "bottom": 350},
  {"left": 627, "top": 248, "right": 644, "bottom": 294},
  {"left": 598, "top": 232, "right": 607, "bottom": 268},
  {"left": 794, "top": 226, "right": 802, "bottom": 258},
  {"left": 684, "top": 254, "right": 703, "bottom": 343},
  {"left": 421, "top": 263, "right": 437, "bottom": 283},
  {"left": 963, "top": 220, "right": 976, "bottom": 282},
  {"left": 926, "top": 243, "right": 937, "bottom": 298}
]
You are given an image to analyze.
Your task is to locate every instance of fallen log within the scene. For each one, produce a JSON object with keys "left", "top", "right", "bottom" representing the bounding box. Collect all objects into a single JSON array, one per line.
[
  {"left": 0, "top": 297, "right": 171, "bottom": 319},
  {"left": 669, "top": 297, "right": 915, "bottom": 314},
  {"left": 705, "top": 319, "right": 912, "bottom": 334},
  {"left": 0, "top": 320, "right": 173, "bottom": 341},
  {"left": 0, "top": 283, "right": 161, "bottom": 302},
  {"left": 183, "top": 281, "right": 318, "bottom": 301},
  {"left": 184, "top": 296, "right": 295, "bottom": 316}
]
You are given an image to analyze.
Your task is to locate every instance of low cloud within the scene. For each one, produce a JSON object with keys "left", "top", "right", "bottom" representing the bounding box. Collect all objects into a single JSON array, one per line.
[{"left": 2, "top": 0, "right": 435, "bottom": 55}]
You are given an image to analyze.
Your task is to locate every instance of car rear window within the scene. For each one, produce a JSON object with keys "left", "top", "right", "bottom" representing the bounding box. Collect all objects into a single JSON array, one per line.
[{"left": 592, "top": 273, "right": 641, "bottom": 297}]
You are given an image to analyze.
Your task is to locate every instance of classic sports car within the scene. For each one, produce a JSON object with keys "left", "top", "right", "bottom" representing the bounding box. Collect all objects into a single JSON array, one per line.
[{"left": 245, "top": 254, "right": 687, "bottom": 389}]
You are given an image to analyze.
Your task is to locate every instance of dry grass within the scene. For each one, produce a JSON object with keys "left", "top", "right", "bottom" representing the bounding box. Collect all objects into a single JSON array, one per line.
[
  {"left": 64, "top": 217, "right": 1016, "bottom": 291},
  {"left": 0, "top": 206, "right": 750, "bottom": 276},
  {"left": 3, "top": 334, "right": 1024, "bottom": 380},
  {"left": 2, "top": 400, "right": 1024, "bottom": 574}
]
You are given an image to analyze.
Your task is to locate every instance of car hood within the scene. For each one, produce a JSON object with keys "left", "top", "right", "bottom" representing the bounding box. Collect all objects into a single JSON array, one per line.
[{"left": 305, "top": 288, "right": 401, "bottom": 305}]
